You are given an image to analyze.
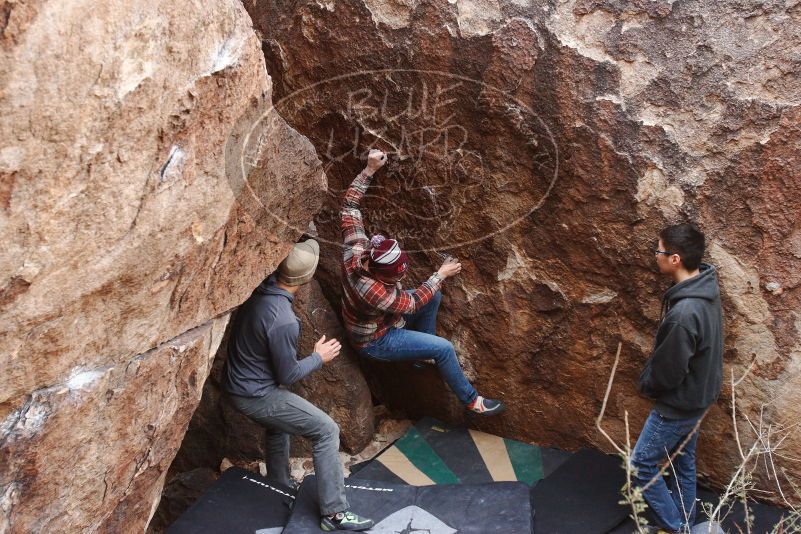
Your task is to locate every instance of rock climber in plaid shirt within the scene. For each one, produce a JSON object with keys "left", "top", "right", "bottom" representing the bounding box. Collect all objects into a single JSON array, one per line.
[{"left": 340, "top": 149, "right": 505, "bottom": 416}]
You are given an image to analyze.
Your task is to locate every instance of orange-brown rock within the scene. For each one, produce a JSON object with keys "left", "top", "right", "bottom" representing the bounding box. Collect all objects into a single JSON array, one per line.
[
  {"left": 246, "top": 0, "right": 801, "bottom": 501},
  {"left": 0, "top": 0, "right": 324, "bottom": 531},
  {"left": 1, "top": 318, "right": 228, "bottom": 533}
]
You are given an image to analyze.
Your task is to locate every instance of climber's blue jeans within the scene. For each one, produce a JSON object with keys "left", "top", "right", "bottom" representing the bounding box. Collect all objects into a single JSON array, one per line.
[
  {"left": 631, "top": 409, "right": 702, "bottom": 532},
  {"left": 359, "top": 290, "right": 478, "bottom": 405}
]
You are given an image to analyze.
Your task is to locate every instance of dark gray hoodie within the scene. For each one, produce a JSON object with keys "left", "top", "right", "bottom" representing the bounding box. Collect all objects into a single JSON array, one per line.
[
  {"left": 638, "top": 263, "right": 724, "bottom": 419},
  {"left": 222, "top": 275, "right": 323, "bottom": 397}
]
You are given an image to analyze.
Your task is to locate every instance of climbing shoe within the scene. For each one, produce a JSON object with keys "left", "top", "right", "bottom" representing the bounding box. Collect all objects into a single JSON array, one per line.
[
  {"left": 320, "top": 510, "right": 375, "bottom": 531},
  {"left": 467, "top": 396, "right": 506, "bottom": 416}
]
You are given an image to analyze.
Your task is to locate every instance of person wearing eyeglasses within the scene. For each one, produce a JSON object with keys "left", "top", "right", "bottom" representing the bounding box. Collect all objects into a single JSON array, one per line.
[
  {"left": 632, "top": 223, "right": 724, "bottom": 534},
  {"left": 338, "top": 149, "right": 505, "bottom": 416}
]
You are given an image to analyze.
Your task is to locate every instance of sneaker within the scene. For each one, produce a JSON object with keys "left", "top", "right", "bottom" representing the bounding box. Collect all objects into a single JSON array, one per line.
[
  {"left": 320, "top": 511, "right": 375, "bottom": 531},
  {"left": 690, "top": 521, "right": 726, "bottom": 534},
  {"left": 467, "top": 395, "right": 506, "bottom": 416}
]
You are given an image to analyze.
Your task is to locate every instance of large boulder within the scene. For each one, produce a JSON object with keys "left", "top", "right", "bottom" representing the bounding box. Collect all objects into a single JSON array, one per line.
[
  {"left": 0, "top": 0, "right": 325, "bottom": 531},
  {"left": 246, "top": 0, "right": 801, "bottom": 499}
]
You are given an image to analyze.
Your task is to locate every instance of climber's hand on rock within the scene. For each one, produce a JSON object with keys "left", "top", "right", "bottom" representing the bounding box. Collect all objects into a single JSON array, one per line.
[
  {"left": 365, "top": 149, "right": 387, "bottom": 175},
  {"left": 437, "top": 257, "right": 462, "bottom": 279},
  {"left": 315, "top": 335, "right": 341, "bottom": 363}
]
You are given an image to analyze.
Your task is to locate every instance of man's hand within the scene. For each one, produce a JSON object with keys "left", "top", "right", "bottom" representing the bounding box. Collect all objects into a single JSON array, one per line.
[
  {"left": 437, "top": 256, "right": 462, "bottom": 279},
  {"left": 364, "top": 149, "right": 387, "bottom": 176},
  {"left": 315, "top": 335, "right": 342, "bottom": 364}
]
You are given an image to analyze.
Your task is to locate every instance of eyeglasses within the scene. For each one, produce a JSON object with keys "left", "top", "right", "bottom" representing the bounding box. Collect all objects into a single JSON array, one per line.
[{"left": 654, "top": 249, "right": 675, "bottom": 256}]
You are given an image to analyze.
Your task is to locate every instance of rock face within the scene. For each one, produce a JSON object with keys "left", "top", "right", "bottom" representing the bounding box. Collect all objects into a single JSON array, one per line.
[
  {"left": 146, "top": 467, "right": 220, "bottom": 534},
  {"left": 293, "top": 279, "right": 375, "bottom": 453},
  {"left": 163, "top": 327, "right": 270, "bottom": 479},
  {"left": 1, "top": 318, "right": 228, "bottom": 533},
  {"left": 246, "top": 0, "right": 801, "bottom": 499},
  {"left": 0, "top": 0, "right": 324, "bottom": 531}
]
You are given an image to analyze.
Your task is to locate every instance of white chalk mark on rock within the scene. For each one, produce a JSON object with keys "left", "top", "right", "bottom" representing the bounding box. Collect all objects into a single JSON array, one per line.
[
  {"left": 210, "top": 35, "right": 246, "bottom": 74},
  {"left": 159, "top": 145, "right": 186, "bottom": 182},
  {"left": 66, "top": 369, "right": 106, "bottom": 390},
  {"left": 581, "top": 288, "right": 618, "bottom": 304}
]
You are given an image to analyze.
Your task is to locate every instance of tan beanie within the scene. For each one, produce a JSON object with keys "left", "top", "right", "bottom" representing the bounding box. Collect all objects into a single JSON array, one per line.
[{"left": 277, "top": 239, "right": 320, "bottom": 286}]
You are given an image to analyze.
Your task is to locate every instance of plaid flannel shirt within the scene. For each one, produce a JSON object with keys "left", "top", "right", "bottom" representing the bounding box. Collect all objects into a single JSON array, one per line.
[{"left": 340, "top": 170, "right": 444, "bottom": 348}]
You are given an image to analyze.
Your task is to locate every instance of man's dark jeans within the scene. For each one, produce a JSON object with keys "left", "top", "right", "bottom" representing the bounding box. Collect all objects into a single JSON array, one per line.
[
  {"left": 359, "top": 290, "right": 478, "bottom": 405},
  {"left": 631, "top": 409, "right": 702, "bottom": 532}
]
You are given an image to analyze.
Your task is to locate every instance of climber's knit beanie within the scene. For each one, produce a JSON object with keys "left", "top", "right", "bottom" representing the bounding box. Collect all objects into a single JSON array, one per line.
[
  {"left": 369, "top": 235, "right": 408, "bottom": 279},
  {"left": 277, "top": 239, "right": 320, "bottom": 286}
]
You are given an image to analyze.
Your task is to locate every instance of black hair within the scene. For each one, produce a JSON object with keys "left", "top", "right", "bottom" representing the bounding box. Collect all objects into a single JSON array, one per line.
[{"left": 659, "top": 223, "right": 705, "bottom": 271}]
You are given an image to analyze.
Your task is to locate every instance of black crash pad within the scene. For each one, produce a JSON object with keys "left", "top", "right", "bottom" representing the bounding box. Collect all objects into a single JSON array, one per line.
[
  {"left": 167, "top": 467, "right": 295, "bottom": 534},
  {"left": 696, "top": 488, "right": 794, "bottom": 534},
  {"left": 283, "top": 475, "right": 533, "bottom": 533},
  {"left": 608, "top": 487, "right": 795, "bottom": 534},
  {"left": 530, "top": 448, "right": 628, "bottom": 534},
  {"left": 539, "top": 447, "right": 574, "bottom": 479}
]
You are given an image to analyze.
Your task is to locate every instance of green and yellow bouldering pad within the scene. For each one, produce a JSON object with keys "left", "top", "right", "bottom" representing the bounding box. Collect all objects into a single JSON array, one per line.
[{"left": 348, "top": 417, "right": 545, "bottom": 486}]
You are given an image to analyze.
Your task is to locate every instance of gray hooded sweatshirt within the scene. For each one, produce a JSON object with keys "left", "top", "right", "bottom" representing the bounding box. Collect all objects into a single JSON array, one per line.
[
  {"left": 638, "top": 263, "right": 724, "bottom": 419},
  {"left": 222, "top": 275, "right": 323, "bottom": 397}
]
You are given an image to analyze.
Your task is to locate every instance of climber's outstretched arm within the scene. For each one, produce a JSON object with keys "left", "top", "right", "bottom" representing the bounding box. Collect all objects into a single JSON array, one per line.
[{"left": 341, "top": 149, "right": 386, "bottom": 273}]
